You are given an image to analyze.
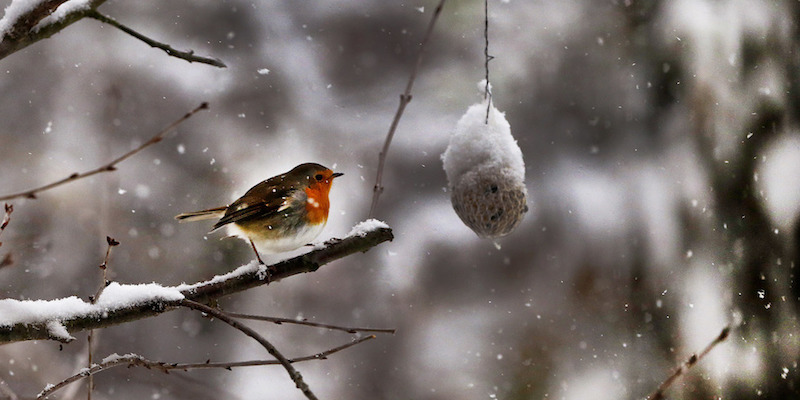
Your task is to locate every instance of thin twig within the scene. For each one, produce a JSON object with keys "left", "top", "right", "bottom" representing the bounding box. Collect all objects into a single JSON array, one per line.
[
  {"left": 86, "top": 331, "right": 95, "bottom": 400},
  {"left": 37, "top": 336, "right": 375, "bottom": 399},
  {"left": 85, "top": 10, "right": 226, "bottom": 68},
  {"left": 368, "top": 0, "right": 447, "bottom": 217},
  {"left": 0, "top": 102, "right": 209, "bottom": 202},
  {"left": 0, "top": 204, "right": 12, "bottom": 236},
  {"left": 91, "top": 236, "right": 119, "bottom": 302},
  {"left": 225, "top": 311, "right": 396, "bottom": 334},
  {"left": 648, "top": 326, "right": 731, "bottom": 400},
  {"left": 87, "top": 236, "right": 118, "bottom": 400},
  {"left": 0, "top": 204, "right": 11, "bottom": 246},
  {"left": 181, "top": 299, "right": 319, "bottom": 400},
  {"left": 0, "top": 204, "right": 13, "bottom": 269}
]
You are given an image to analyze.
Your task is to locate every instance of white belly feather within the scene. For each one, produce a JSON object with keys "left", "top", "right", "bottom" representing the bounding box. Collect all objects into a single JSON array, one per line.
[{"left": 225, "top": 221, "right": 326, "bottom": 254}]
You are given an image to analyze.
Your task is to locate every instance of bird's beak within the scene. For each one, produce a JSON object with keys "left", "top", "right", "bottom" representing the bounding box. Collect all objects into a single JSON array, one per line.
[{"left": 331, "top": 172, "right": 344, "bottom": 178}]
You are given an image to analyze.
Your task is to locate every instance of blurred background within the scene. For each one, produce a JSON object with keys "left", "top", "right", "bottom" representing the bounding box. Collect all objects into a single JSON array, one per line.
[{"left": 0, "top": 0, "right": 799, "bottom": 399}]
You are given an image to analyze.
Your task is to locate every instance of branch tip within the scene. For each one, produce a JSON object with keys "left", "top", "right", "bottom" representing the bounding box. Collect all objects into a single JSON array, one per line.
[{"left": 719, "top": 326, "right": 730, "bottom": 340}]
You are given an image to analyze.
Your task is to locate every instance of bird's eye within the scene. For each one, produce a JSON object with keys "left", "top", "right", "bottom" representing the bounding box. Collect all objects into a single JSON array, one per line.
[{"left": 315, "top": 174, "right": 324, "bottom": 181}]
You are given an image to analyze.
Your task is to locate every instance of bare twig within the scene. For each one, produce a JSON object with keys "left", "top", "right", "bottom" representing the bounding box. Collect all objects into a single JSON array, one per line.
[
  {"left": 0, "top": 204, "right": 13, "bottom": 269},
  {"left": 0, "top": 225, "right": 393, "bottom": 344},
  {"left": 37, "top": 335, "right": 375, "bottom": 399},
  {"left": 0, "top": 102, "right": 208, "bottom": 202},
  {"left": 181, "top": 299, "right": 319, "bottom": 400},
  {"left": 87, "top": 235, "right": 118, "bottom": 400},
  {"left": 225, "top": 311, "right": 396, "bottom": 334},
  {"left": 0, "top": 203, "right": 12, "bottom": 236},
  {"left": 368, "top": 0, "right": 447, "bottom": 217},
  {"left": 648, "top": 326, "right": 731, "bottom": 400},
  {"left": 91, "top": 236, "right": 118, "bottom": 302},
  {"left": 85, "top": 10, "right": 226, "bottom": 68},
  {"left": 86, "top": 331, "right": 95, "bottom": 400},
  {"left": 0, "top": 204, "right": 11, "bottom": 246}
]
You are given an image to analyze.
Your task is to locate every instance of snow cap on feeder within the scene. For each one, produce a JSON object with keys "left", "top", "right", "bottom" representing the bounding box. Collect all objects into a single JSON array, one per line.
[{"left": 441, "top": 85, "right": 527, "bottom": 238}]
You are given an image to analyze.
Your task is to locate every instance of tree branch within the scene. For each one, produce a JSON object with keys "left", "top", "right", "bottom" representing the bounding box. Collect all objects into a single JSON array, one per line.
[
  {"left": 0, "top": 204, "right": 13, "bottom": 269},
  {"left": 648, "top": 326, "right": 731, "bottom": 400},
  {"left": 0, "top": 222, "right": 393, "bottom": 344},
  {"left": 0, "top": 0, "right": 108, "bottom": 60},
  {"left": 85, "top": 10, "right": 226, "bottom": 68},
  {"left": 225, "top": 311, "right": 396, "bottom": 334},
  {"left": 181, "top": 300, "right": 318, "bottom": 400},
  {"left": 37, "top": 335, "right": 375, "bottom": 399},
  {"left": 0, "top": 204, "right": 13, "bottom": 238},
  {"left": 368, "top": 0, "right": 447, "bottom": 217},
  {"left": 0, "top": 102, "right": 208, "bottom": 202}
]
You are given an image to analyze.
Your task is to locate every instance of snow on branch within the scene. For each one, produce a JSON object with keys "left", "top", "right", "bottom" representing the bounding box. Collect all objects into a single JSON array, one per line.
[
  {"left": 0, "top": 220, "right": 393, "bottom": 344},
  {"left": 0, "top": 0, "right": 225, "bottom": 67},
  {"left": 0, "top": 0, "right": 105, "bottom": 59}
]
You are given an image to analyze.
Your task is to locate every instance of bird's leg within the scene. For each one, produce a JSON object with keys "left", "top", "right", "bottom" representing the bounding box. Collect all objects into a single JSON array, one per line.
[
  {"left": 249, "top": 238, "right": 272, "bottom": 283},
  {"left": 249, "top": 239, "right": 265, "bottom": 265}
]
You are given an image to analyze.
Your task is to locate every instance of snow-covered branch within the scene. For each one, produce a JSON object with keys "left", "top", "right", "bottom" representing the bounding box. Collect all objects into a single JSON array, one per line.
[
  {"left": 0, "top": 220, "right": 393, "bottom": 344},
  {"left": 0, "top": 0, "right": 105, "bottom": 59},
  {"left": 0, "top": 0, "right": 224, "bottom": 66}
]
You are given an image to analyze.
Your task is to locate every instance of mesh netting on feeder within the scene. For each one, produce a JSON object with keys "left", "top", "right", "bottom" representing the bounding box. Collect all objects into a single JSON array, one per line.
[{"left": 441, "top": 94, "right": 528, "bottom": 239}]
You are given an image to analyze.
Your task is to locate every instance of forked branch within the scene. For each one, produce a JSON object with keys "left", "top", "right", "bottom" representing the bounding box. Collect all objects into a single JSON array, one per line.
[
  {"left": 37, "top": 335, "right": 375, "bottom": 399},
  {"left": 181, "top": 300, "right": 318, "bottom": 400}
]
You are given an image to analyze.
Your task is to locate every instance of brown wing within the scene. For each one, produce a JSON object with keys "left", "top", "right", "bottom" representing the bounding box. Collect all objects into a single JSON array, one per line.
[{"left": 211, "top": 175, "right": 301, "bottom": 231}]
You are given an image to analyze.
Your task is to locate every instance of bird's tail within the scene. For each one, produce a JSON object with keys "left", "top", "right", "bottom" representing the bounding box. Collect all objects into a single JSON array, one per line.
[{"left": 174, "top": 206, "right": 226, "bottom": 222}]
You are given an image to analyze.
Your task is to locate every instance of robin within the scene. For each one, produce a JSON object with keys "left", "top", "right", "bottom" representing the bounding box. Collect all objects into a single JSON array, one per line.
[{"left": 175, "top": 163, "right": 343, "bottom": 264}]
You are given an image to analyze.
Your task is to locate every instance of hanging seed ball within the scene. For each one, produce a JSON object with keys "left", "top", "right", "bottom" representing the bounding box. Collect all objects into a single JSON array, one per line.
[
  {"left": 442, "top": 98, "right": 528, "bottom": 239},
  {"left": 450, "top": 167, "right": 528, "bottom": 238}
]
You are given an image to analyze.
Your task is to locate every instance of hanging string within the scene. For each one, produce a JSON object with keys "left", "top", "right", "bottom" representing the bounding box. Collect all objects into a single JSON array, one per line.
[{"left": 484, "top": 0, "right": 493, "bottom": 124}]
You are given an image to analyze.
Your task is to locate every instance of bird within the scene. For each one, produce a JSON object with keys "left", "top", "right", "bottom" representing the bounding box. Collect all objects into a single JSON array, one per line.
[{"left": 175, "top": 162, "right": 343, "bottom": 264}]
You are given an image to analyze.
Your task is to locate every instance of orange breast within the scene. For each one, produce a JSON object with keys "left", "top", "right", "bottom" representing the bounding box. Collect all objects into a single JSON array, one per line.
[{"left": 304, "top": 183, "right": 331, "bottom": 225}]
